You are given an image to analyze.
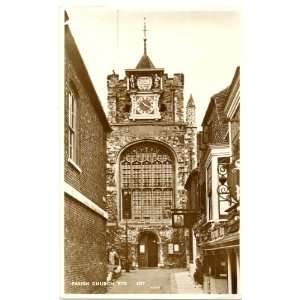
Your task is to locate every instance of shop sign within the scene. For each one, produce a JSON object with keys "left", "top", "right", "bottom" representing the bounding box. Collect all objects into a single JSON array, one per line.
[{"left": 211, "top": 226, "right": 225, "bottom": 241}]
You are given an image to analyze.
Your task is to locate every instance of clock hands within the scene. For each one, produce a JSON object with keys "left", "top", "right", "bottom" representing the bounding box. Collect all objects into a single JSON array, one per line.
[
  {"left": 137, "top": 97, "right": 154, "bottom": 113},
  {"left": 141, "top": 100, "right": 151, "bottom": 109}
]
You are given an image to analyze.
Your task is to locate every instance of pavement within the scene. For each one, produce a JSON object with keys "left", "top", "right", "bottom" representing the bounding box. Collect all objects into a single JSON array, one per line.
[
  {"left": 171, "top": 270, "right": 204, "bottom": 294},
  {"left": 107, "top": 267, "right": 203, "bottom": 294}
]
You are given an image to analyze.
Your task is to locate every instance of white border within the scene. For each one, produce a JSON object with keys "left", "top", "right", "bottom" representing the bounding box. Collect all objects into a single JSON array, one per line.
[{"left": 61, "top": 293, "right": 242, "bottom": 299}]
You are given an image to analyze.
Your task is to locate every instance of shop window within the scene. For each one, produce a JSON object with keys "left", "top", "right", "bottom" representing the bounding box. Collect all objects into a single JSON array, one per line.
[{"left": 215, "top": 253, "right": 228, "bottom": 279}]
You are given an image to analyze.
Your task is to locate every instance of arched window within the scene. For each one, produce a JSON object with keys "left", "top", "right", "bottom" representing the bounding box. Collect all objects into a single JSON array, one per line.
[{"left": 120, "top": 142, "right": 174, "bottom": 220}]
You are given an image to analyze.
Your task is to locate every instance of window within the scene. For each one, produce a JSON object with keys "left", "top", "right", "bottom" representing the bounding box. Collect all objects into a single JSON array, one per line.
[
  {"left": 168, "top": 243, "right": 180, "bottom": 254},
  {"left": 120, "top": 142, "right": 174, "bottom": 220},
  {"left": 68, "top": 90, "right": 78, "bottom": 163},
  {"left": 215, "top": 253, "right": 228, "bottom": 278}
]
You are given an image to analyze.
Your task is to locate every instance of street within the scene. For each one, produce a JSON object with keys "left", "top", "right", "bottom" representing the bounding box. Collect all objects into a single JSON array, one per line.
[{"left": 107, "top": 268, "right": 203, "bottom": 294}]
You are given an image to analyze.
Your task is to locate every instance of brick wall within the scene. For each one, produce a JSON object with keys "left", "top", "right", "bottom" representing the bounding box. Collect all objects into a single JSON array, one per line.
[
  {"left": 64, "top": 59, "right": 107, "bottom": 209},
  {"left": 64, "top": 26, "right": 109, "bottom": 294},
  {"left": 64, "top": 194, "right": 107, "bottom": 293}
]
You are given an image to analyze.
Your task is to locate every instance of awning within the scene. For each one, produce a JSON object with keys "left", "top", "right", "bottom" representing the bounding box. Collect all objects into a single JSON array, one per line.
[{"left": 199, "top": 231, "right": 239, "bottom": 251}]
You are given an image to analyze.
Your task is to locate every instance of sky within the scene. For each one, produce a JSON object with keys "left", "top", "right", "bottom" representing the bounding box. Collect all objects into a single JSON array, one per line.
[{"left": 66, "top": 8, "right": 240, "bottom": 129}]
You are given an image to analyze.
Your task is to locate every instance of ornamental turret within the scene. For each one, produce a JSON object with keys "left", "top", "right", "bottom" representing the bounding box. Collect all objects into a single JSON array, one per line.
[{"left": 186, "top": 94, "right": 196, "bottom": 126}]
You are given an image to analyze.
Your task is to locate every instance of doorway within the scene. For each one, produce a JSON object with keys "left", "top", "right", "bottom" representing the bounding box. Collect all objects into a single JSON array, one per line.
[
  {"left": 138, "top": 232, "right": 158, "bottom": 268},
  {"left": 230, "top": 251, "right": 237, "bottom": 294}
]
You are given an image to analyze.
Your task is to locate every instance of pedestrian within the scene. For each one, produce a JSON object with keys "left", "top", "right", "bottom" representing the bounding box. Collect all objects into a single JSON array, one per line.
[
  {"left": 107, "top": 247, "right": 118, "bottom": 283},
  {"left": 193, "top": 256, "right": 203, "bottom": 288}
]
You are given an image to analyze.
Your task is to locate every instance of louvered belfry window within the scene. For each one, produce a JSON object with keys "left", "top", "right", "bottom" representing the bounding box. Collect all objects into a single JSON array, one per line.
[{"left": 120, "top": 142, "right": 174, "bottom": 220}]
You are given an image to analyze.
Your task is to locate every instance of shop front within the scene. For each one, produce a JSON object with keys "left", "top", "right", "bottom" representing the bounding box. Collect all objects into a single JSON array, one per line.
[{"left": 199, "top": 221, "right": 240, "bottom": 294}]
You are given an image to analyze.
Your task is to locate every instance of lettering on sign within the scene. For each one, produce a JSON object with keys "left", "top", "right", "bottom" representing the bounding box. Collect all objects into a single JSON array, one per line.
[{"left": 211, "top": 226, "right": 225, "bottom": 240}]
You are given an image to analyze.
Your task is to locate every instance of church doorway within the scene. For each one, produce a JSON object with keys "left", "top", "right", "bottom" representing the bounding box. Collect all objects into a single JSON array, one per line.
[{"left": 138, "top": 231, "right": 158, "bottom": 268}]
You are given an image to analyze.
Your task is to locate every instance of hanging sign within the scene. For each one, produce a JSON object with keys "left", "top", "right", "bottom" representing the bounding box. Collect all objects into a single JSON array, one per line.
[{"left": 172, "top": 213, "right": 185, "bottom": 228}]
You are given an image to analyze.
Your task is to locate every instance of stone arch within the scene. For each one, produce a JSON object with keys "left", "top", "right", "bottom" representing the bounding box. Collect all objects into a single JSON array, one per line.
[
  {"left": 116, "top": 138, "right": 178, "bottom": 164},
  {"left": 137, "top": 229, "right": 161, "bottom": 244},
  {"left": 116, "top": 139, "right": 178, "bottom": 221},
  {"left": 137, "top": 230, "right": 160, "bottom": 268}
]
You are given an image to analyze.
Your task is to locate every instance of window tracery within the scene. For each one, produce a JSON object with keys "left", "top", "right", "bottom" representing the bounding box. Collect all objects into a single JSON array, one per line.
[{"left": 120, "top": 142, "right": 174, "bottom": 220}]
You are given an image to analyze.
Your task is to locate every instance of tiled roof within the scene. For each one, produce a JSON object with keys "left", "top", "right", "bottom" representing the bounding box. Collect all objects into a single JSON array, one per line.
[
  {"left": 212, "top": 88, "right": 230, "bottom": 123},
  {"left": 136, "top": 54, "right": 155, "bottom": 69},
  {"left": 202, "top": 87, "right": 229, "bottom": 126}
]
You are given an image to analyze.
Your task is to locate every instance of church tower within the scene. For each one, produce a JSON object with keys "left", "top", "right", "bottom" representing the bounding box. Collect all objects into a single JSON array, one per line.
[{"left": 105, "top": 19, "right": 197, "bottom": 268}]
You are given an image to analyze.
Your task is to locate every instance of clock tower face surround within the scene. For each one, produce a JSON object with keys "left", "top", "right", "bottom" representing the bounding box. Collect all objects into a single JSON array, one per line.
[{"left": 128, "top": 74, "right": 162, "bottom": 121}]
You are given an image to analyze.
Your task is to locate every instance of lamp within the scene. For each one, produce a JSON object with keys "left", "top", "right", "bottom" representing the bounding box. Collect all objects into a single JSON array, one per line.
[{"left": 124, "top": 211, "right": 130, "bottom": 272}]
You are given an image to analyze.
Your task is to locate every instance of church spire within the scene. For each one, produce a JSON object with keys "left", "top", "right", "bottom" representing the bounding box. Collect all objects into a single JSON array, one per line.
[
  {"left": 186, "top": 94, "right": 196, "bottom": 126},
  {"left": 135, "top": 17, "right": 155, "bottom": 69},
  {"left": 143, "top": 17, "right": 147, "bottom": 55},
  {"left": 187, "top": 94, "right": 195, "bottom": 107}
]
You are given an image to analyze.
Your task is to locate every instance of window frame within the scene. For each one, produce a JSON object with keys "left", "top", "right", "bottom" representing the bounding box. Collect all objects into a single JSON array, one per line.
[
  {"left": 67, "top": 86, "right": 81, "bottom": 171},
  {"left": 120, "top": 143, "right": 175, "bottom": 221}
]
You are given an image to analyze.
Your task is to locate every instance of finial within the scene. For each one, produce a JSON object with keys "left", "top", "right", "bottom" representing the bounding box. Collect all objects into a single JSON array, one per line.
[
  {"left": 187, "top": 94, "right": 195, "bottom": 107},
  {"left": 143, "top": 17, "right": 147, "bottom": 55}
]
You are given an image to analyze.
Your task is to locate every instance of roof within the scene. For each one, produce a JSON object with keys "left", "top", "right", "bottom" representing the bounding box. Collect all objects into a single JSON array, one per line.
[
  {"left": 224, "top": 66, "right": 240, "bottom": 115},
  {"left": 64, "top": 11, "right": 69, "bottom": 22},
  {"left": 65, "top": 23, "right": 111, "bottom": 132},
  {"left": 136, "top": 54, "right": 155, "bottom": 69},
  {"left": 187, "top": 94, "right": 195, "bottom": 107},
  {"left": 228, "top": 66, "right": 240, "bottom": 93},
  {"left": 201, "top": 88, "right": 229, "bottom": 126},
  {"left": 184, "top": 168, "right": 199, "bottom": 190}
]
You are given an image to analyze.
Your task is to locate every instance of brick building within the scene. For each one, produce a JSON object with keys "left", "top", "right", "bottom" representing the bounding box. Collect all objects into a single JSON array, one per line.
[
  {"left": 105, "top": 28, "right": 197, "bottom": 269},
  {"left": 186, "top": 67, "right": 240, "bottom": 294},
  {"left": 64, "top": 13, "right": 111, "bottom": 294}
]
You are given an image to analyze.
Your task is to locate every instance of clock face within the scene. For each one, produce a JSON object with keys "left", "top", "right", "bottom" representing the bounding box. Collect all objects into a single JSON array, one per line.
[
  {"left": 129, "top": 94, "right": 161, "bottom": 120},
  {"left": 136, "top": 96, "right": 154, "bottom": 114}
]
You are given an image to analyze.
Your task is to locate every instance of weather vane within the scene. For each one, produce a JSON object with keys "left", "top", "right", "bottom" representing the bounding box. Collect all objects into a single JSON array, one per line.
[{"left": 143, "top": 17, "right": 147, "bottom": 55}]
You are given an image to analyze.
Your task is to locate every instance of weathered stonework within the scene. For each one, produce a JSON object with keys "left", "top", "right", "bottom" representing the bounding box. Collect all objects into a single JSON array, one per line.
[{"left": 106, "top": 50, "right": 197, "bottom": 268}]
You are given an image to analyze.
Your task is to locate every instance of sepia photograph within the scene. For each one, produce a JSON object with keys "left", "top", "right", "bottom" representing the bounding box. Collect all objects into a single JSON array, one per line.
[
  {"left": 63, "top": 6, "right": 240, "bottom": 298},
  {"left": 3, "top": 1, "right": 300, "bottom": 300}
]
